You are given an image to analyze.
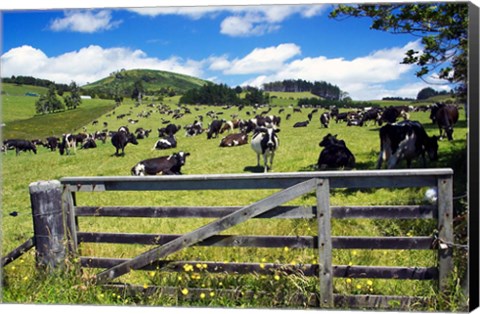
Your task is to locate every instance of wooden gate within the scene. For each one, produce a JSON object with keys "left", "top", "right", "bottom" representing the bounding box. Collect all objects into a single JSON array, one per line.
[{"left": 25, "top": 169, "right": 454, "bottom": 308}]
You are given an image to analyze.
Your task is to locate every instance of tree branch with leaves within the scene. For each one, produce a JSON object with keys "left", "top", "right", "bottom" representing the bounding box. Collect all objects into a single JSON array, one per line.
[{"left": 330, "top": 3, "right": 468, "bottom": 98}]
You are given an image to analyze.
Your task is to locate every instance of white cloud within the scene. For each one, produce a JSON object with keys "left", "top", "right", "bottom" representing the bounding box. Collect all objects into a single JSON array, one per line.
[
  {"left": 129, "top": 5, "right": 327, "bottom": 37},
  {"left": 214, "top": 43, "right": 301, "bottom": 74},
  {"left": 240, "top": 41, "right": 430, "bottom": 100},
  {"left": 1, "top": 45, "right": 204, "bottom": 86},
  {"left": 49, "top": 10, "right": 122, "bottom": 33}
]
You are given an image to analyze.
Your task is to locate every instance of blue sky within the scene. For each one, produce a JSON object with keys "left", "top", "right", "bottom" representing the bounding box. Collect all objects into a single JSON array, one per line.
[{"left": 1, "top": 1, "right": 456, "bottom": 100}]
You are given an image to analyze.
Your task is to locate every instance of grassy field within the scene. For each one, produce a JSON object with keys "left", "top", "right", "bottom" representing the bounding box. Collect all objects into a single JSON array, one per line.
[{"left": 0, "top": 92, "right": 469, "bottom": 310}]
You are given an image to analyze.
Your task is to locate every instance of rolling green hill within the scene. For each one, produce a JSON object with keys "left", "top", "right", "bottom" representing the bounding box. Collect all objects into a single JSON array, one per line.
[{"left": 82, "top": 69, "right": 211, "bottom": 96}]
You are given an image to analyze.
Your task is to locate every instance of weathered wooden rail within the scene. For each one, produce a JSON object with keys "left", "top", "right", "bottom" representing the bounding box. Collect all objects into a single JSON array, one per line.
[{"left": 25, "top": 169, "right": 454, "bottom": 309}]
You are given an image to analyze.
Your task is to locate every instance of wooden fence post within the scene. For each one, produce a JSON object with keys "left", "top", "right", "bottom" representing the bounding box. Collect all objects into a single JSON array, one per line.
[
  {"left": 316, "top": 178, "right": 333, "bottom": 307},
  {"left": 29, "top": 180, "right": 66, "bottom": 269},
  {"left": 437, "top": 175, "right": 454, "bottom": 291}
]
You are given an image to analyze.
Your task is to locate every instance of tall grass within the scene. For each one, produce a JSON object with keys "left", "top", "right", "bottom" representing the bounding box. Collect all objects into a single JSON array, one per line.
[{"left": 1, "top": 96, "right": 469, "bottom": 310}]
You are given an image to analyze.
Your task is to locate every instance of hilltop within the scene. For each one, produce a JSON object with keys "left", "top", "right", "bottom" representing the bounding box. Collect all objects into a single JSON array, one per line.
[{"left": 81, "top": 69, "right": 211, "bottom": 98}]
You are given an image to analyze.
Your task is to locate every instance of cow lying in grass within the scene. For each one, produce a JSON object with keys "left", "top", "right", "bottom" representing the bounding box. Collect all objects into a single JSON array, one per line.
[
  {"left": 317, "top": 133, "right": 355, "bottom": 170},
  {"left": 131, "top": 151, "right": 190, "bottom": 175}
]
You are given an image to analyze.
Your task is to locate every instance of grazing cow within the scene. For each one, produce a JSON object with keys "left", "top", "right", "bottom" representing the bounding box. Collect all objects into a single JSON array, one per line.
[
  {"left": 430, "top": 103, "right": 459, "bottom": 141},
  {"left": 293, "top": 121, "right": 309, "bottom": 128},
  {"left": 59, "top": 134, "right": 76, "bottom": 155},
  {"left": 251, "top": 127, "right": 280, "bottom": 172},
  {"left": 131, "top": 151, "right": 190, "bottom": 175},
  {"left": 93, "top": 131, "right": 108, "bottom": 144},
  {"left": 207, "top": 119, "right": 224, "bottom": 139},
  {"left": 376, "top": 120, "right": 438, "bottom": 169},
  {"left": 320, "top": 112, "right": 330, "bottom": 128},
  {"left": 378, "top": 106, "right": 403, "bottom": 125},
  {"left": 153, "top": 134, "right": 177, "bottom": 150},
  {"left": 3, "top": 139, "right": 37, "bottom": 156},
  {"left": 111, "top": 126, "right": 138, "bottom": 156},
  {"left": 45, "top": 136, "right": 60, "bottom": 151},
  {"left": 220, "top": 132, "right": 248, "bottom": 147},
  {"left": 361, "top": 107, "right": 382, "bottom": 126},
  {"left": 317, "top": 134, "right": 355, "bottom": 170}
]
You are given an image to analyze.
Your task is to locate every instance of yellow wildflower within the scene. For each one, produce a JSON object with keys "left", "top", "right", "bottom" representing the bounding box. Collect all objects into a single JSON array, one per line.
[
  {"left": 181, "top": 288, "right": 189, "bottom": 295},
  {"left": 143, "top": 283, "right": 149, "bottom": 289},
  {"left": 274, "top": 275, "right": 280, "bottom": 281},
  {"left": 23, "top": 276, "right": 29, "bottom": 281},
  {"left": 200, "top": 293, "right": 206, "bottom": 299},
  {"left": 284, "top": 246, "right": 289, "bottom": 252},
  {"left": 346, "top": 278, "right": 352, "bottom": 284},
  {"left": 196, "top": 263, "right": 202, "bottom": 269},
  {"left": 149, "top": 271, "right": 156, "bottom": 277},
  {"left": 261, "top": 257, "right": 267, "bottom": 263},
  {"left": 356, "top": 284, "right": 362, "bottom": 290},
  {"left": 210, "top": 292, "right": 215, "bottom": 297},
  {"left": 367, "top": 280, "right": 373, "bottom": 286},
  {"left": 260, "top": 263, "right": 265, "bottom": 269},
  {"left": 348, "top": 262, "right": 353, "bottom": 266},
  {"left": 352, "top": 250, "right": 358, "bottom": 256}
]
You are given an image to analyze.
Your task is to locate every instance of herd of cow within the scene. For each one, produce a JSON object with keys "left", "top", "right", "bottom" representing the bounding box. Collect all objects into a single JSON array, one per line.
[{"left": 2, "top": 102, "right": 459, "bottom": 175}]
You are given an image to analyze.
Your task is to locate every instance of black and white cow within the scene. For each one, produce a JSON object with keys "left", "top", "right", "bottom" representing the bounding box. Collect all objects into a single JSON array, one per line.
[
  {"left": 3, "top": 139, "right": 37, "bottom": 155},
  {"left": 135, "top": 128, "right": 152, "bottom": 139},
  {"left": 131, "top": 151, "right": 190, "bottom": 175},
  {"left": 81, "top": 138, "right": 97, "bottom": 149},
  {"left": 158, "top": 124, "right": 181, "bottom": 137},
  {"left": 185, "top": 120, "right": 204, "bottom": 137},
  {"left": 251, "top": 127, "right": 280, "bottom": 172},
  {"left": 59, "top": 134, "right": 76, "bottom": 155},
  {"left": 376, "top": 120, "right": 438, "bottom": 169},
  {"left": 207, "top": 119, "right": 224, "bottom": 139},
  {"left": 430, "top": 103, "right": 459, "bottom": 141},
  {"left": 45, "top": 137, "right": 60, "bottom": 151},
  {"left": 293, "top": 121, "right": 309, "bottom": 128},
  {"left": 317, "top": 134, "right": 355, "bottom": 170},
  {"left": 219, "top": 132, "right": 248, "bottom": 147},
  {"left": 153, "top": 134, "right": 177, "bottom": 150},
  {"left": 111, "top": 126, "right": 138, "bottom": 156},
  {"left": 320, "top": 112, "right": 330, "bottom": 128}
]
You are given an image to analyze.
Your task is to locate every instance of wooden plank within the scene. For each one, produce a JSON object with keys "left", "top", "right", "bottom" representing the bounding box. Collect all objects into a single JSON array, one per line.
[
  {"left": 334, "top": 294, "right": 430, "bottom": 309},
  {"left": 77, "top": 232, "right": 317, "bottom": 248},
  {"left": 333, "top": 265, "right": 438, "bottom": 280},
  {"left": 75, "top": 205, "right": 317, "bottom": 219},
  {"left": 60, "top": 169, "right": 453, "bottom": 192},
  {"left": 437, "top": 176, "right": 454, "bottom": 291},
  {"left": 332, "top": 205, "right": 437, "bottom": 219},
  {"left": 78, "top": 232, "right": 435, "bottom": 250},
  {"left": 81, "top": 257, "right": 438, "bottom": 280},
  {"left": 1, "top": 237, "right": 35, "bottom": 267},
  {"left": 29, "top": 180, "right": 66, "bottom": 269},
  {"left": 332, "top": 236, "right": 434, "bottom": 250},
  {"left": 316, "top": 179, "right": 333, "bottom": 307},
  {"left": 95, "top": 178, "right": 318, "bottom": 283},
  {"left": 75, "top": 205, "right": 436, "bottom": 220},
  {"left": 62, "top": 188, "right": 78, "bottom": 255}
]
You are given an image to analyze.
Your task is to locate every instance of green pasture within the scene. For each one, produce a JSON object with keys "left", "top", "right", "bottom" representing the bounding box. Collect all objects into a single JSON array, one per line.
[{"left": 1, "top": 95, "right": 469, "bottom": 310}]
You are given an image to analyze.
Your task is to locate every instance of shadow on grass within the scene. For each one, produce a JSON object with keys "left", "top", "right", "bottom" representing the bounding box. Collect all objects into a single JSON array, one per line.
[{"left": 243, "top": 166, "right": 265, "bottom": 173}]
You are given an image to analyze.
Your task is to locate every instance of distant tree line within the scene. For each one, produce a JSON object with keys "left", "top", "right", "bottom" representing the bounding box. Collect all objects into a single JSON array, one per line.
[
  {"left": 4, "top": 75, "right": 70, "bottom": 95},
  {"left": 180, "top": 83, "right": 269, "bottom": 106},
  {"left": 297, "top": 97, "right": 377, "bottom": 109},
  {"left": 382, "top": 96, "right": 415, "bottom": 101},
  {"left": 262, "top": 79, "right": 343, "bottom": 100}
]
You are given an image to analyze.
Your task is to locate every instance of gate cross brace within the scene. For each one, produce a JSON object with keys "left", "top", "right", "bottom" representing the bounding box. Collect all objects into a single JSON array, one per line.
[{"left": 95, "top": 178, "right": 321, "bottom": 284}]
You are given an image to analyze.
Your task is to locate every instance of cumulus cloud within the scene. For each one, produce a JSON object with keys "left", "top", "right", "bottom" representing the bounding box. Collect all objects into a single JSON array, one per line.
[
  {"left": 49, "top": 10, "right": 122, "bottom": 33},
  {"left": 1, "top": 45, "right": 204, "bottom": 85},
  {"left": 240, "top": 41, "right": 427, "bottom": 100},
  {"left": 209, "top": 43, "right": 301, "bottom": 75},
  {"left": 129, "top": 5, "right": 327, "bottom": 37}
]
